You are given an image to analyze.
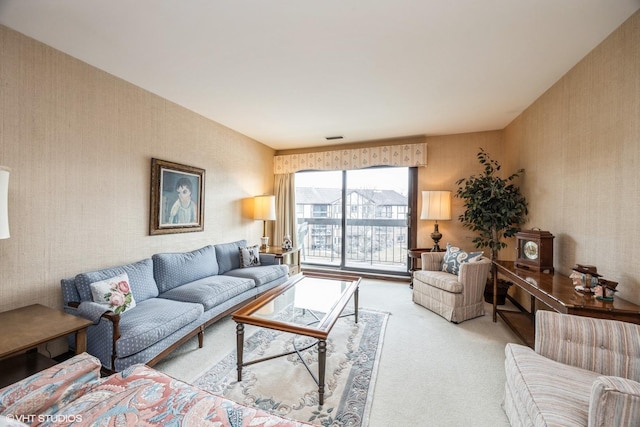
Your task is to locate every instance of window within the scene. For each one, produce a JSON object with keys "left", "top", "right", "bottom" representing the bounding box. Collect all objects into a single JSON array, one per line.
[{"left": 295, "top": 167, "right": 412, "bottom": 274}]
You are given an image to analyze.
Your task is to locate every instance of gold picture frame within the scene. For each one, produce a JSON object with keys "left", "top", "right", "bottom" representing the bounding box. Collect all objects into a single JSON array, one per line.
[{"left": 150, "top": 158, "right": 205, "bottom": 235}]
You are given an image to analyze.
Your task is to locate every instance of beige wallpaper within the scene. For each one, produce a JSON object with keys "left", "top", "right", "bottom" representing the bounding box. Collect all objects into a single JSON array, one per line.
[
  {"left": 0, "top": 25, "right": 275, "bottom": 313},
  {"left": 418, "top": 132, "right": 503, "bottom": 251},
  {"left": 504, "top": 10, "right": 640, "bottom": 305}
]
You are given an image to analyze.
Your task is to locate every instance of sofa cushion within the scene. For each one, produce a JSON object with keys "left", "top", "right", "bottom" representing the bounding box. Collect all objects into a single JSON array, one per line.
[
  {"left": 75, "top": 258, "right": 159, "bottom": 303},
  {"left": 225, "top": 264, "right": 289, "bottom": 287},
  {"left": 504, "top": 343, "right": 599, "bottom": 426},
  {"left": 116, "top": 298, "right": 203, "bottom": 358},
  {"left": 89, "top": 272, "right": 137, "bottom": 315},
  {"left": 51, "top": 363, "right": 310, "bottom": 427},
  {"left": 152, "top": 245, "right": 219, "bottom": 293},
  {"left": 215, "top": 240, "right": 247, "bottom": 274},
  {"left": 159, "top": 275, "right": 255, "bottom": 311},
  {"left": 239, "top": 245, "right": 261, "bottom": 267},
  {"left": 441, "top": 244, "right": 483, "bottom": 275},
  {"left": 413, "top": 270, "right": 464, "bottom": 293}
]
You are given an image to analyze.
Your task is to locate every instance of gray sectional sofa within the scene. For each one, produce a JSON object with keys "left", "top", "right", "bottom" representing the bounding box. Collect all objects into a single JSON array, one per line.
[{"left": 61, "top": 240, "right": 290, "bottom": 372}]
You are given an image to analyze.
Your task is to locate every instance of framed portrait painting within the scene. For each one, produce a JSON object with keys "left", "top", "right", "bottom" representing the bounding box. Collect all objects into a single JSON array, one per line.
[{"left": 150, "top": 158, "right": 205, "bottom": 235}]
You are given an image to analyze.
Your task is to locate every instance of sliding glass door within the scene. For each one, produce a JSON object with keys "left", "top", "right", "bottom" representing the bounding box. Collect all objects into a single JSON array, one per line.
[{"left": 295, "top": 167, "right": 410, "bottom": 274}]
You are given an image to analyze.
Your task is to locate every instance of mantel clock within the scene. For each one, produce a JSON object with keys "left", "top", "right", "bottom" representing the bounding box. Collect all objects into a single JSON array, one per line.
[{"left": 515, "top": 229, "right": 555, "bottom": 273}]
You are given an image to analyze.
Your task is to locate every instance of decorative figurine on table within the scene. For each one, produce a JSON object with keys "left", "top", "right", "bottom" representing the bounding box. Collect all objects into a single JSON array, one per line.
[
  {"left": 571, "top": 264, "right": 601, "bottom": 293},
  {"left": 595, "top": 278, "right": 618, "bottom": 301},
  {"left": 282, "top": 235, "right": 293, "bottom": 251}
]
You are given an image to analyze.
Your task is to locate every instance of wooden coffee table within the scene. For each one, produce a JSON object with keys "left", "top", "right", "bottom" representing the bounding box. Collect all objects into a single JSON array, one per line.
[{"left": 232, "top": 273, "right": 360, "bottom": 405}]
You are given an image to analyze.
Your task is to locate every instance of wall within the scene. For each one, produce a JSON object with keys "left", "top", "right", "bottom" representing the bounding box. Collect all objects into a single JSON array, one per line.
[
  {"left": 277, "top": 132, "right": 505, "bottom": 254},
  {"left": 418, "top": 131, "right": 503, "bottom": 251},
  {"left": 504, "top": 10, "right": 640, "bottom": 304},
  {"left": 0, "top": 25, "right": 275, "bottom": 313}
]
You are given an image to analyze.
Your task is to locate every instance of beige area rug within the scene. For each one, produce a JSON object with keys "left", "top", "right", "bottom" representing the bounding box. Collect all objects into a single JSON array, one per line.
[{"left": 191, "top": 309, "right": 388, "bottom": 427}]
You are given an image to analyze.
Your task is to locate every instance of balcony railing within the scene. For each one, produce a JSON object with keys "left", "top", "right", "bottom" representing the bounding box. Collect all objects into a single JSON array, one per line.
[{"left": 298, "top": 218, "right": 408, "bottom": 273}]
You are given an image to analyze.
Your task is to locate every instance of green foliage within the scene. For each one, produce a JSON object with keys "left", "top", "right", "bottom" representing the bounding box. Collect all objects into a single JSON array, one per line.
[{"left": 455, "top": 149, "right": 528, "bottom": 260}]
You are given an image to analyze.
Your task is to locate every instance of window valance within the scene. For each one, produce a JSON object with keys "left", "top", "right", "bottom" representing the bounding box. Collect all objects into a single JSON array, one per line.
[{"left": 273, "top": 142, "right": 427, "bottom": 174}]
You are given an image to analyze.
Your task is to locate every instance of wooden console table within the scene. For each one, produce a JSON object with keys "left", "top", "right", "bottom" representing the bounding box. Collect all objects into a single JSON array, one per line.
[
  {"left": 492, "top": 260, "right": 640, "bottom": 348},
  {"left": 0, "top": 304, "right": 93, "bottom": 387}
]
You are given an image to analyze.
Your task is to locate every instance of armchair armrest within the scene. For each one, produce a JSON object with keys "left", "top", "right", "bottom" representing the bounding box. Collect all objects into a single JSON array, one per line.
[
  {"left": 421, "top": 251, "right": 445, "bottom": 271},
  {"left": 536, "top": 311, "right": 640, "bottom": 379},
  {"left": 457, "top": 257, "right": 491, "bottom": 291},
  {"left": 589, "top": 376, "right": 640, "bottom": 427}
]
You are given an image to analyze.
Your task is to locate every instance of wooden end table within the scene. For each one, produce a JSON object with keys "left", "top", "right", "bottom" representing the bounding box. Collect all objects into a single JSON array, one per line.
[
  {"left": 260, "top": 245, "right": 302, "bottom": 275},
  {"left": 0, "top": 304, "right": 93, "bottom": 387}
]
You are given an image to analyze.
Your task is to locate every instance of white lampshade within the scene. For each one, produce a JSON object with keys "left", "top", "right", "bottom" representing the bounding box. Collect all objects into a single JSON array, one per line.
[
  {"left": 254, "top": 195, "right": 276, "bottom": 221},
  {"left": 0, "top": 166, "right": 10, "bottom": 239},
  {"left": 420, "top": 191, "right": 451, "bottom": 221}
]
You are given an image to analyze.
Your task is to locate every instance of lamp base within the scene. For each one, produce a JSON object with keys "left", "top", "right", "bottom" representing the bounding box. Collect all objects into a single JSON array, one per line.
[
  {"left": 430, "top": 222, "right": 443, "bottom": 252},
  {"left": 260, "top": 236, "right": 269, "bottom": 251}
]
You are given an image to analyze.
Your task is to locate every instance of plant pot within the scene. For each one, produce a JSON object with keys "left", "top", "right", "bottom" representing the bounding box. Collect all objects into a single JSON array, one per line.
[{"left": 484, "top": 280, "right": 512, "bottom": 305}]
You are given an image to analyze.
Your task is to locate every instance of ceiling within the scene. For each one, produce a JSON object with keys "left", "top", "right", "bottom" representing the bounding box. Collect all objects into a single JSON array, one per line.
[{"left": 1, "top": 1, "right": 638, "bottom": 150}]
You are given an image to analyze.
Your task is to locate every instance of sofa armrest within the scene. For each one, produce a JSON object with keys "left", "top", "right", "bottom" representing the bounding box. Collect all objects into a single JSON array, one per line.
[
  {"left": 260, "top": 253, "right": 278, "bottom": 266},
  {"left": 589, "top": 376, "right": 640, "bottom": 427},
  {"left": 0, "top": 353, "right": 101, "bottom": 418},
  {"left": 536, "top": 311, "right": 640, "bottom": 379},
  {"left": 421, "top": 251, "right": 445, "bottom": 271},
  {"left": 64, "top": 303, "right": 121, "bottom": 372}
]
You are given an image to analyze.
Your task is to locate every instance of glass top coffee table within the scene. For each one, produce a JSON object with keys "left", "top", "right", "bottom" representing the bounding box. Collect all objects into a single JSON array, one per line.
[{"left": 232, "top": 273, "right": 360, "bottom": 405}]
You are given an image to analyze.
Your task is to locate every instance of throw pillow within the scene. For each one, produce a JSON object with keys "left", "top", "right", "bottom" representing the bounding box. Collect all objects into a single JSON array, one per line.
[
  {"left": 441, "top": 243, "right": 483, "bottom": 275},
  {"left": 239, "top": 245, "right": 261, "bottom": 268},
  {"left": 89, "top": 272, "right": 137, "bottom": 314}
]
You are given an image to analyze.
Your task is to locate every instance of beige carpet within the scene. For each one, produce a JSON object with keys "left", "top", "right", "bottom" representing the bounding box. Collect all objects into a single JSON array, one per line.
[{"left": 154, "top": 278, "right": 522, "bottom": 426}]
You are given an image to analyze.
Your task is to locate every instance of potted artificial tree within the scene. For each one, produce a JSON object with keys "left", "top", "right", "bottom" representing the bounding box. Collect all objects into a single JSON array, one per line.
[{"left": 455, "top": 149, "right": 528, "bottom": 304}]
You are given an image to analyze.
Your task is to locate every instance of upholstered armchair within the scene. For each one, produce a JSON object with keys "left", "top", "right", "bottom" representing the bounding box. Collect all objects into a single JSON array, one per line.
[
  {"left": 504, "top": 311, "right": 640, "bottom": 426},
  {"left": 412, "top": 250, "right": 491, "bottom": 323}
]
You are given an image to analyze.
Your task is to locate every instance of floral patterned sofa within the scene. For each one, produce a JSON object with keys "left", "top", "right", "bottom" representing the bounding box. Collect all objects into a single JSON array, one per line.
[{"left": 0, "top": 353, "right": 310, "bottom": 426}]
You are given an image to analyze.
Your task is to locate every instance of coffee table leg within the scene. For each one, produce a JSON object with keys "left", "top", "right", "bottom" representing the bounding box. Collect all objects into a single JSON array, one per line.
[
  {"left": 354, "top": 286, "right": 359, "bottom": 324},
  {"left": 236, "top": 323, "right": 244, "bottom": 381},
  {"left": 318, "top": 339, "right": 326, "bottom": 405}
]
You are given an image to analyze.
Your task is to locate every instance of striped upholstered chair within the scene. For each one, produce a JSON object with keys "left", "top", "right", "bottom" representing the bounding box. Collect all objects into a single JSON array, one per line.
[
  {"left": 504, "top": 311, "right": 640, "bottom": 426},
  {"left": 412, "top": 248, "right": 491, "bottom": 323}
]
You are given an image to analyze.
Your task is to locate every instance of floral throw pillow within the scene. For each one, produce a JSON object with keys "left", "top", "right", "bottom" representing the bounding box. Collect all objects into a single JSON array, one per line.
[
  {"left": 441, "top": 243, "right": 484, "bottom": 275},
  {"left": 89, "top": 272, "right": 136, "bottom": 314},
  {"left": 239, "top": 245, "right": 261, "bottom": 268}
]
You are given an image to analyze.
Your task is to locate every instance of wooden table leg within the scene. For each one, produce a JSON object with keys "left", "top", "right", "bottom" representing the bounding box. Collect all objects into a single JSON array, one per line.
[
  {"left": 318, "top": 339, "right": 327, "bottom": 405},
  {"left": 354, "top": 287, "right": 359, "bottom": 324},
  {"left": 236, "top": 323, "right": 244, "bottom": 381},
  {"left": 75, "top": 328, "right": 88, "bottom": 354}
]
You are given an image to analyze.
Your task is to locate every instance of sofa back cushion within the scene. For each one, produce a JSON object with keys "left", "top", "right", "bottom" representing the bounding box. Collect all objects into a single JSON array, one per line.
[
  {"left": 215, "top": 240, "right": 247, "bottom": 274},
  {"left": 153, "top": 245, "right": 219, "bottom": 293},
  {"left": 74, "top": 258, "right": 159, "bottom": 303}
]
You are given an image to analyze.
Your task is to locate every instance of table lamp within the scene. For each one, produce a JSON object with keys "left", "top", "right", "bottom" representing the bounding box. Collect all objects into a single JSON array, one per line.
[
  {"left": 254, "top": 195, "right": 276, "bottom": 250},
  {"left": 420, "top": 190, "right": 451, "bottom": 251}
]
